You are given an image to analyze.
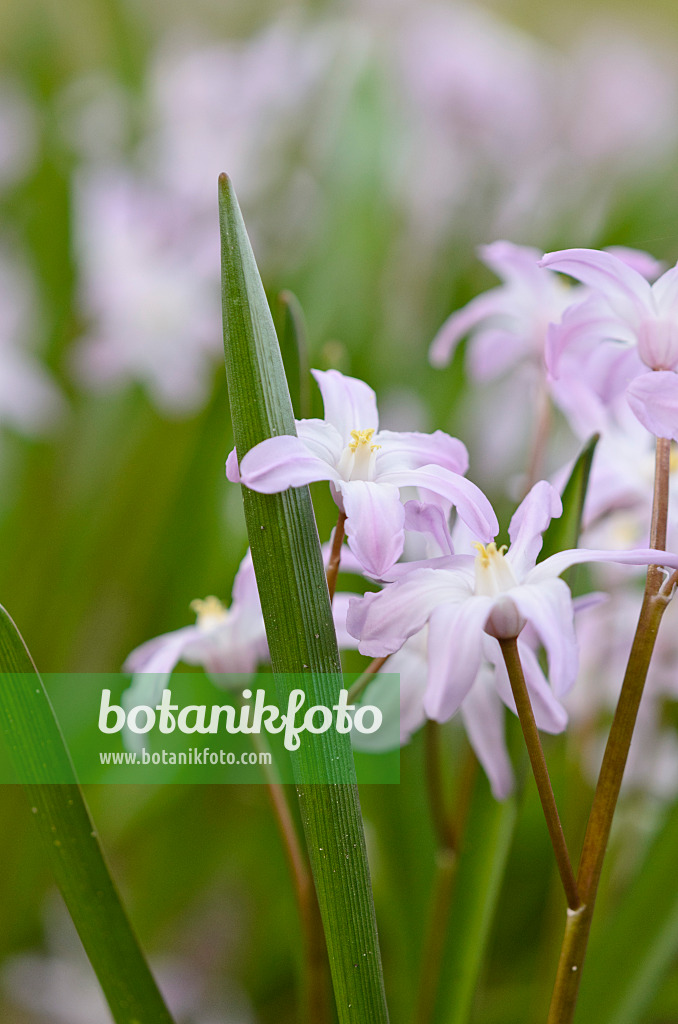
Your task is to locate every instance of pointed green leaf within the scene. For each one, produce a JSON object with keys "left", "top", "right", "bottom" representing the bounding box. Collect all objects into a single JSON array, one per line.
[
  {"left": 434, "top": 774, "right": 517, "bottom": 1024},
  {"left": 540, "top": 434, "right": 599, "bottom": 563},
  {"left": 219, "top": 173, "right": 389, "bottom": 1023},
  {"left": 0, "top": 605, "right": 176, "bottom": 1024},
  {"left": 575, "top": 800, "right": 678, "bottom": 1024}
]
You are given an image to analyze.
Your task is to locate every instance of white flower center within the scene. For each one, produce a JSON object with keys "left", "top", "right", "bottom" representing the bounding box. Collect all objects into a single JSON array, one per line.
[
  {"left": 473, "top": 542, "right": 518, "bottom": 596},
  {"left": 338, "top": 428, "right": 381, "bottom": 481},
  {"left": 190, "top": 596, "right": 229, "bottom": 631}
]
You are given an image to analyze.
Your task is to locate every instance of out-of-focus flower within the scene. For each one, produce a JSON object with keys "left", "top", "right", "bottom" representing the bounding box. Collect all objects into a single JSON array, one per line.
[
  {"left": 124, "top": 551, "right": 268, "bottom": 688},
  {"left": 347, "top": 480, "right": 678, "bottom": 719},
  {"left": 0, "top": 250, "right": 64, "bottom": 435},
  {"left": 429, "top": 241, "right": 578, "bottom": 376},
  {"left": 72, "top": 169, "right": 221, "bottom": 414},
  {"left": 568, "top": 588, "right": 678, "bottom": 800},
  {"left": 227, "top": 368, "right": 497, "bottom": 577},
  {"left": 541, "top": 247, "right": 678, "bottom": 440}
]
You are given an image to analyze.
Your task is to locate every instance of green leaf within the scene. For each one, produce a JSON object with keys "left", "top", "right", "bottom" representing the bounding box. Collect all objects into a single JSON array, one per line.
[
  {"left": 0, "top": 605, "right": 176, "bottom": 1024},
  {"left": 575, "top": 801, "right": 678, "bottom": 1024},
  {"left": 277, "top": 289, "right": 311, "bottom": 419},
  {"left": 540, "top": 434, "right": 599, "bottom": 563},
  {"left": 435, "top": 773, "right": 517, "bottom": 1024},
  {"left": 219, "top": 174, "right": 389, "bottom": 1023}
]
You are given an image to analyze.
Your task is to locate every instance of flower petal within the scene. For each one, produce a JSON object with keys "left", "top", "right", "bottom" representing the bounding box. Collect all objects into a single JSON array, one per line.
[
  {"left": 311, "top": 368, "right": 378, "bottom": 439},
  {"left": 379, "top": 465, "right": 498, "bottom": 542},
  {"left": 509, "top": 579, "right": 578, "bottom": 697},
  {"left": 347, "top": 568, "right": 472, "bottom": 657},
  {"left": 651, "top": 263, "right": 678, "bottom": 317},
  {"left": 376, "top": 429, "right": 468, "bottom": 475},
  {"left": 124, "top": 625, "right": 201, "bottom": 676},
  {"left": 531, "top": 544, "right": 678, "bottom": 583},
  {"left": 540, "top": 248, "right": 651, "bottom": 325},
  {"left": 429, "top": 287, "right": 507, "bottom": 368},
  {"left": 296, "top": 418, "right": 344, "bottom": 465},
  {"left": 403, "top": 500, "right": 455, "bottom": 556},
  {"left": 507, "top": 480, "right": 562, "bottom": 580},
  {"left": 339, "top": 480, "right": 406, "bottom": 577},
  {"left": 460, "top": 666, "right": 514, "bottom": 800},
  {"left": 424, "top": 597, "right": 493, "bottom": 720},
  {"left": 236, "top": 435, "right": 339, "bottom": 493},
  {"left": 626, "top": 370, "right": 678, "bottom": 441}
]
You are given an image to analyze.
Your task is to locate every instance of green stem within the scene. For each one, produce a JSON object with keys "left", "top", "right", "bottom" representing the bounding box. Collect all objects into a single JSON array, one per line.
[
  {"left": 499, "top": 637, "right": 580, "bottom": 911},
  {"left": 547, "top": 436, "right": 672, "bottom": 1023}
]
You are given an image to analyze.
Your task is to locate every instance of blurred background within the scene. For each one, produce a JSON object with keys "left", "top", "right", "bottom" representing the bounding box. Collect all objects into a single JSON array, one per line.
[{"left": 2, "top": 0, "right": 678, "bottom": 1021}]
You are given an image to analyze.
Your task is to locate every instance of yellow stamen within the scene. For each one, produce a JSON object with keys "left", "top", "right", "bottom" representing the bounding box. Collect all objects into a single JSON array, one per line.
[
  {"left": 190, "top": 595, "right": 228, "bottom": 626},
  {"left": 348, "top": 428, "right": 381, "bottom": 453}
]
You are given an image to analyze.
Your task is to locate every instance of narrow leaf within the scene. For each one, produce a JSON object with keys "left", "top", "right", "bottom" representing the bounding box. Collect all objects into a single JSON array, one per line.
[
  {"left": 278, "top": 289, "right": 311, "bottom": 419},
  {"left": 540, "top": 434, "right": 599, "bottom": 563},
  {"left": 219, "top": 173, "right": 389, "bottom": 1023},
  {"left": 0, "top": 605, "right": 176, "bottom": 1024},
  {"left": 435, "top": 774, "right": 517, "bottom": 1024},
  {"left": 575, "top": 799, "right": 678, "bottom": 1024}
]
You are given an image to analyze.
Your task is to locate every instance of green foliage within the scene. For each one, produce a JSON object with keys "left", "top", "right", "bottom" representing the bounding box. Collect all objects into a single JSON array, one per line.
[
  {"left": 219, "top": 174, "right": 389, "bottom": 1023},
  {"left": 0, "top": 605, "right": 175, "bottom": 1024}
]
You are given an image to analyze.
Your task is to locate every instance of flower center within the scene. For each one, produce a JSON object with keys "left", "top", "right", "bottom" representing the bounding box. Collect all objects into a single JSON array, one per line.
[
  {"left": 473, "top": 541, "right": 518, "bottom": 596},
  {"left": 338, "top": 428, "right": 381, "bottom": 481},
  {"left": 190, "top": 596, "right": 229, "bottom": 630}
]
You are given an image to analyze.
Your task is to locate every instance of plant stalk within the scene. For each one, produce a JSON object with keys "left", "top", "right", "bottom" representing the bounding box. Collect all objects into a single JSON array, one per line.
[
  {"left": 326, "top": 510, "right": 347, "bottom": 602},
  {"left": 499, "top": 637, "right": 580, "bottom": 911},
  {"left": 547, "top": 435, "right": 672, "bottom": 1023}
]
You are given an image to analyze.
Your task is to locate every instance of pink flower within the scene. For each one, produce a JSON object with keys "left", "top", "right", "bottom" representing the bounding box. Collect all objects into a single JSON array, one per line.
[
  {"left": 227, "top": 368, "right": 497, "bottom": 577},
  {"left": 347, "top": 480, "right": 678, "bottom": 723},
  {"left": 541, "top": 247, "right": 678, "bottom": 440},
  {"left": 429, "top": 241, "right": 577, "bottom": 377}
]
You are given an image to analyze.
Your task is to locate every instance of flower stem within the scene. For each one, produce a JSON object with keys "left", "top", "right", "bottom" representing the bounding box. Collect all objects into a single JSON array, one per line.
[
  {"left": 547, "top": 435, "right": 672, "bottom": 1024},
  {"left": 326, "top": 511, "right": 347, "bottom": 602},
  {"left": 525, "top": 383, "right": 552, "bottom": 493},
  {"left": 499, "top": 637, "right": 580, "bottom": 911},
  {"left": 346, "top": 656, "right": 390, "bottom": 703}
]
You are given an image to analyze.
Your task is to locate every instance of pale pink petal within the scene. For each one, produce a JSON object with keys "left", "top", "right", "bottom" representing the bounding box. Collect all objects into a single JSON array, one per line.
[
  {"left": 507, "top": 480, "right": 562, "bottom": 579},
  {"left": 429, "top": 287, "right": 507, "bottom": 368},
  {"left": 225, "top": 447, "right": 241, "bottom": 482},
  {"left": 606, "top": 246, "right": 664, "bottom": 281},
  {"left": 403, "top": 500, "right": 455, "bottom": 556},
  {"left": 651, "top": 263, "right": 678, "bottom": 317},
  {"left": 311, "top": 368, "right": 378, "bottom": 439},
  {"left": 296, "top": 418, "right": 344, "bottom": 464},
  {"left": 339, "top": 480, "right": 406, "bottom": 577},
  {"left": 123, "top": 625, "right": 201, "bottom": 675},
  {"left": 531, "top": 544, "right": 678, "bottom": 583},
  {"left": 479, "top": 241, "right": 545, "bottom": 293},
  {"left": 492, "top": 641, "right": 567, "bottom": 733},
  {"left": 460, "top": 666, "right": 514, "bottom": 800},
  {"left": 331, "top": 592, "right": 359, "bottom": 650},
  {"left": 347, "top": 568, "right": 472, "bottom": 657},
  {"left": 231, "top": 549, "right": 261, "bottom": 611},
  {"left": 379, "top": 466, "right": 498, "bottom": 542},
  {"left": 424, "top": 597, "right": 493, "bottom": 720},
  {"left": 626, "top": 370, "right": 678, "bottom": 440},
  {"left": 509, "top": 578, "right": 578, "bottom": 697},
  {"left": 468, "top": 327, "right": 530, "bottom": 380},
  {"left": 540, "top": 248, "right": 651, "bottom": 325},
  {"left": 236, "top": 434, "right": 339, "bottom": 492},
  {"left": 545, "top": 295, "right": 633, "bottom": 377},
  {"left": 376, "top": 429, "right": 468, "bottom": 475}
]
